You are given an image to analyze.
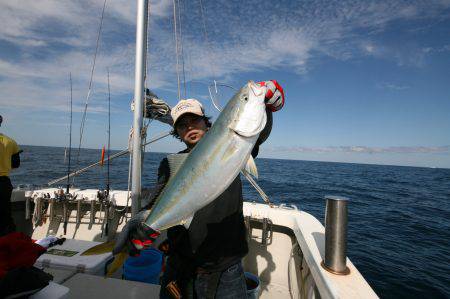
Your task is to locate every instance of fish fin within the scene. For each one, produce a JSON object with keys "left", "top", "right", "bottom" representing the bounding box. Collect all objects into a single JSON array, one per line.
[
  {"left": 106, "top": 251, "right": 128, "bottom": 277},
  {"left": 81, "top": 241, "right": 115, "bottom": 255},
  {"left": 182, "top": 216, "right": 194, "bottom": 229},
  {"left": 244, "top": 155, "right": 258, "bottom": 179}
]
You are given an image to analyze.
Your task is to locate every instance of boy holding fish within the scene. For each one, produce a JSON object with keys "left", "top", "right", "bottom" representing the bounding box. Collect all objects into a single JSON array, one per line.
[{"left": 117, "top": 81, "right": 284, "bottom": 298}]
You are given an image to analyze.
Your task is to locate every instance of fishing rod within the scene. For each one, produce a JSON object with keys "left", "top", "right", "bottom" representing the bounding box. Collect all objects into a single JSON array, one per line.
[
  {"left": 241, "top": 171, "right": 272, "bottom": 207},
  {"left": 61, "top": 73, "right": 74, "bottom": 235},
  {"left": 100, "top": 69, "right": 112, "bottom": 238},
  {"left": 47, "top": 131, "right": 171, "bottom": 186},
  {"left": 106, "top": 69, "right": 111, "bottom": 196},
  {"left": 67, "top": 73, "right": 73, "bottom": 193},
  {"left": 73, "top": 0, "right": 108, "bottom": 186}
]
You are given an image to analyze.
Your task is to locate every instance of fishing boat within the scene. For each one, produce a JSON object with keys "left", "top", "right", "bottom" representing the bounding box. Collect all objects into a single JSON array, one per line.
[{"left": 9, "top": 1, "right": 378, "bottom": 298}]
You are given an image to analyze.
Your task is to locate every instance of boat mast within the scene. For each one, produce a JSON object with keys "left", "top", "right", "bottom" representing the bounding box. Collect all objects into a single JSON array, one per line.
[{"left": 131, "top": 0, "right": 149, "bottom": 216}]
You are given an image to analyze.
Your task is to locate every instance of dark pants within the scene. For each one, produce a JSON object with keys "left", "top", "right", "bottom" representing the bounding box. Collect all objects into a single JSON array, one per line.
[
  {"left": 160, "top": 260, "right": 247, "bottom": 299},
  {"left": 160, "top": 258, "right": 194, "bottom": 299},
  {"left": 0, "top": 176, "right": 15, "bottom": 237},
  {"left": 195, "top": 262, "right": 247, "bottom": 299}
]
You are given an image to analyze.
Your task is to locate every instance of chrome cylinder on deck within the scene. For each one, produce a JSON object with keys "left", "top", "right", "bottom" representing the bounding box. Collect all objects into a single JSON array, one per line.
[{"left": 322, "top": 195, "right": 350, "bottom": 275}]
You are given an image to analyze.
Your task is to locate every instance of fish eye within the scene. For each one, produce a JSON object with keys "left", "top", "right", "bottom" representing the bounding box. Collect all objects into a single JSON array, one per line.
[{"left": 241, "top": 96, "right": 248, "bottom": 101}]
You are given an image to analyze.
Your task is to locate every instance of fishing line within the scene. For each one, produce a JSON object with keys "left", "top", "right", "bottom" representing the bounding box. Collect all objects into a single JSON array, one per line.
[
  {"left": 177, "top": 0, "right": 187, "bottom": 99},
  {"left": 198, "top": 0, "right": 233, "bottom": 114},
  {"left": 207, "top": 82, "right": 237, "bottom": 112},
  {"left": 172, "top": 0, "right": 182, "bottom": 101},
  {"left": 198, "top": 0, "right": 217, "bottom": 81},
  {"left": 73, "top": 0, "right": 108, "bottom": 185}
]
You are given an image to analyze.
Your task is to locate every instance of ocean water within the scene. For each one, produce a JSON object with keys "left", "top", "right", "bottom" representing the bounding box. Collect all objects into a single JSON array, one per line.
[{"left": 9, "top": 145, "right": 450, "bottom": 298}]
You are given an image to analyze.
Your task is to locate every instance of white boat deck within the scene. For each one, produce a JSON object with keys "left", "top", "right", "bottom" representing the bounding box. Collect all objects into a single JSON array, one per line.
[
  {"left": 11, "top": 189, "right": 378, "bottom": 298},
  {"left": 243, "top": 202, "right": 378, "bottom": 299},
  {"left": 63, "top": 273, "right": 160, "bottom": 299}
]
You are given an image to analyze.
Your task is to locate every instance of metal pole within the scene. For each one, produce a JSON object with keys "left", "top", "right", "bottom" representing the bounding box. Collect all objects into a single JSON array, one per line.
[
  {"left": 131, "top": 0, "right": 148, "bottom": 216},
  {"left": 321, "top": 195, "right": 350, "bottom": 275}
]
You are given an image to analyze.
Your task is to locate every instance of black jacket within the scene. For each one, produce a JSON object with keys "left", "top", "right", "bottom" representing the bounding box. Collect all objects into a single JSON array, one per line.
[
  {"left": 159, "top": 151, "right": 247, "bottom": 272},
  {"left": 145, "top": 110, "right": 273, "bottom": 273}
]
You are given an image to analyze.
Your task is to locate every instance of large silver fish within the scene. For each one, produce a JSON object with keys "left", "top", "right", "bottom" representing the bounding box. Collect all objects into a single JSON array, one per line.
[
  {"left": 81, "top": 81, "right": 267, "bottom": 260},
  {"left": 145, "top": 81, "right": 267, "bottom": 231}
]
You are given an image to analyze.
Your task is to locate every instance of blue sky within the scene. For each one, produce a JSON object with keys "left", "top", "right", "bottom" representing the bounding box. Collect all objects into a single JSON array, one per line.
[{"left": 0, "top": 0, "right": 449, "bottom": 168}]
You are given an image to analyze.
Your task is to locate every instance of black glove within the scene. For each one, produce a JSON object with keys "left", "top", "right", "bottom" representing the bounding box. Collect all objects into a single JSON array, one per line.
[{"left": 113, "top": 210, "right": 160, "bottom": 256}]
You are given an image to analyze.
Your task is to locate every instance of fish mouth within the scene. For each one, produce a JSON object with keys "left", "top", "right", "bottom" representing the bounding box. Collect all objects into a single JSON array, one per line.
[{"left": 232, "top": 129, "right": 253, "bottom": 138}]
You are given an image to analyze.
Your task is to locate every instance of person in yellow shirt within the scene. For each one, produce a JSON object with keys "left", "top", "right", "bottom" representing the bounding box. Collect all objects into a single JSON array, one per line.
[{"left": 0, "top": 115, "right": 21, "bottom": 236}]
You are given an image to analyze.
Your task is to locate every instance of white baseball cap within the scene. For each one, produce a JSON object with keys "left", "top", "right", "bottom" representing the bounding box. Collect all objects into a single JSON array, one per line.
[{"left": 171, "top": 99, "right": 205, "bottom": 126}]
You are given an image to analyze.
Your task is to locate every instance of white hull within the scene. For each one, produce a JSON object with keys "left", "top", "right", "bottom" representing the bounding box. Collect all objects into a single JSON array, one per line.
[{"left": 11, "top": 189, "right": 378, "bottom": 298}]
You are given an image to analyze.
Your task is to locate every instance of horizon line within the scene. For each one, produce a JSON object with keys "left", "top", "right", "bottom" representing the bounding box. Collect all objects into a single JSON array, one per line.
[{"left": 17, "top": 144, "right": 450, "bottom": 170}]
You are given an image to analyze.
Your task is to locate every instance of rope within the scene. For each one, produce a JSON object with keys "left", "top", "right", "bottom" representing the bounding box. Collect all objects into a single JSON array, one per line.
[
  {"left": 73, "top": 0, "right": 108, "bottom": 184},
  {"left": 144, "top": 90, "right": 172, "bottom": 123},
  {"left": 141, "top": 118, "right": 151, "bottom": 190}
]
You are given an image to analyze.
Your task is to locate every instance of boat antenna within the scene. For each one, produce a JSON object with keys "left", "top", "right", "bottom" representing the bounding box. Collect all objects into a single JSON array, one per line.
[
  {"left": 106, "top": 68, "right": 111, "bottom": 196},
  {"left": 67, "top": 73, "right": 73, "bottom": 194}
]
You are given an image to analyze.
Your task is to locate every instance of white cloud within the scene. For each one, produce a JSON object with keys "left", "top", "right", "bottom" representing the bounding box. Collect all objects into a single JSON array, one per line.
[
  {"left": 366, "top": 45, "right": 374, "bottom": 53},
  {"left": 422, "top": 44, "right": 450, "bottom": 54},
  {"left": 376, "top": 82, "right": 411, "bottom": 91},
  {"left": 1, "top": 0, "right": 450, "bottom": 153},
  {"left": 266, "top": 145, "right": 450, "bottom": 154}
]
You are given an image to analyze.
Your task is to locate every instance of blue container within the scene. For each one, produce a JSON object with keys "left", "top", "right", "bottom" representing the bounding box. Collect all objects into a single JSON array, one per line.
[
  {"left": 123, "top": 248, "right": 163, "bottom": 284},
  {"left": 245, "top": 272, "right": 261, "bottom": 299}
]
